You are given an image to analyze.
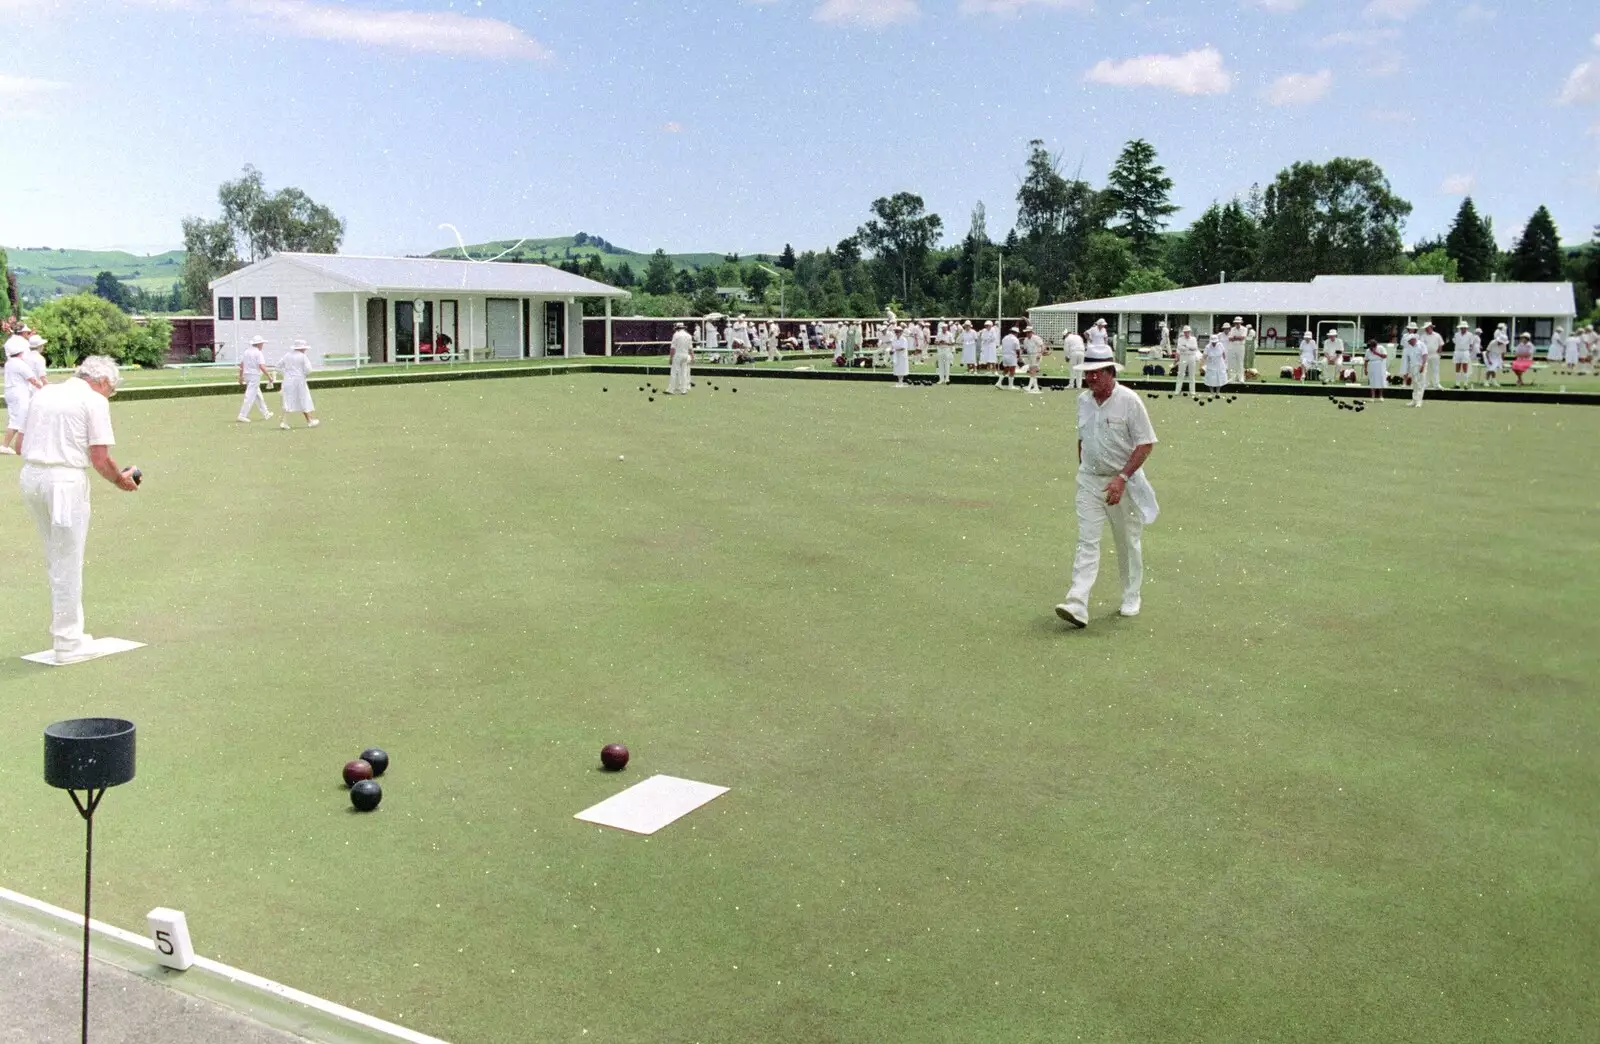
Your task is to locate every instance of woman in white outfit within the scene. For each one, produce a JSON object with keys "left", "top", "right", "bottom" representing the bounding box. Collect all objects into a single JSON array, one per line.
[
  {"left": 1298, "top": 332, "right": 1317, "bottom": 379},
  {"left": 960, "top": 321, "right": 978, "bottom": 373},
  {"left": 3, "top": 337, "right": 35, "bottom": 454},
  {"left": 891, "top": 326, "right": 910, "bottom": 386},
  {"left": 1365, "top": 339, "right": 1388, "bottom": 400},
  {"left": 278, "top": 339, "right": 319, "bottom": 428},
  {"left": 1203, "top": 332, "right": 1227, "bottom": 391}
]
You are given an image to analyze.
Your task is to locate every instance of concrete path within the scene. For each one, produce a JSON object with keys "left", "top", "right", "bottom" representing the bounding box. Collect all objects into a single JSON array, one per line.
[{"left": 0, "top": 919, "right": 312, "bottom": 1043}]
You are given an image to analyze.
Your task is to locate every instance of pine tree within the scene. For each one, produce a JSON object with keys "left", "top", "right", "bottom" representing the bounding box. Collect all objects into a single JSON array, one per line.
[
  {"left": 1105, "top": 138, "right": 1179, "bottom": 265},
  {"left": 777, "top": 244, "right": 797, "bottom": 270},
  {"left": 1507, "top": 206, "right": 1563, "bottom": 282},
  {"left": 1444, "top": 197, "right": 1497, "bottom": 282}
]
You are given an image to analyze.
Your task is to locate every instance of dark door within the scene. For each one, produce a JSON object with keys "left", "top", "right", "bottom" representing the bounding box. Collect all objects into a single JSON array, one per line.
[
  {"left": 367, "top": 298, "right": 387, "bottom": 363},
  {"left": 544, "top": 301, "right": 564, "bottom": 356}
]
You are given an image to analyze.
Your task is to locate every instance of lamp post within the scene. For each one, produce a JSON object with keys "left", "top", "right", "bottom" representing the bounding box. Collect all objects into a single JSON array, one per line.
[
  {"left": 758, "top": 264, "right": 785, "bottom": 318},
  {"left": 44, "top": 718, "right": 137, "bottom": 1044}
]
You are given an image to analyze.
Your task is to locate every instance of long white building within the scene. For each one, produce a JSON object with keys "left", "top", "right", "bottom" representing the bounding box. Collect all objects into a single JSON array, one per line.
[
  {"left": 209, "top": 253, "right": 630, "bottom": 365},
  {"left": 1028, "top": 275, "right": 1578, "bottom": 352}
]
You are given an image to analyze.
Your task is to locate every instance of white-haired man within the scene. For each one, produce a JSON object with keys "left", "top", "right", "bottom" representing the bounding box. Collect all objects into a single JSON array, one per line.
[
  {"left": 1451, "top": 320, "right": 1474, "bottom": 388},
  {"left": 1225, "top": 318, "right": 1247, "bottom": 385},
  {"left": 667, "top": 322, "right": 694, "bottom": 394},
  {"left": 237, "top": 335, "right": 273, "bottom": 423},
  {"left": 1055, "top": 343, "right": 1158, "bottom": 629},
  {"left": 1174, "top": 325, "right": 1199, "bottom": 396},
  {"left": 17, "top": 356, "right": 139, "bottom": 662}
]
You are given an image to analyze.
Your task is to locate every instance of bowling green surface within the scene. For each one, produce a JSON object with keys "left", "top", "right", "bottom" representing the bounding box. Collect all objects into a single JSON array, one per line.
[{"left": 1, "top": 376, "right": 1596, "bottom": 1043}]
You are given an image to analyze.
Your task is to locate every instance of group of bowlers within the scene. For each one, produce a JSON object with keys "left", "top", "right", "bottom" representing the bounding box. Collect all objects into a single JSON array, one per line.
[{"left": 234, "top": 334, "right": 320, "bottom": 427}]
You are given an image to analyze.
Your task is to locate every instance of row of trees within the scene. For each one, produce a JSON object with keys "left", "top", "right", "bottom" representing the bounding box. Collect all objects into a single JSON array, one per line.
[{"left": 92, "top": 271, "right": 184, "bottom": 314}]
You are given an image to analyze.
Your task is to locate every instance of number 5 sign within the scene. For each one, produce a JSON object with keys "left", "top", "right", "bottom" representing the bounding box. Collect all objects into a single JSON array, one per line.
[{"left": 146, "top": 907, "right": 195, "bottom": 970}]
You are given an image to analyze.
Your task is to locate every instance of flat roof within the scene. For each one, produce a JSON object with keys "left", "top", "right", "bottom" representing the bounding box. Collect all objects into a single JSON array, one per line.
[
  {"left": 1030, "top": 275, "right": 1575, "bottom": 318},
  {"left": 212, "top": 252, "right": 630, "bottom": 298}
]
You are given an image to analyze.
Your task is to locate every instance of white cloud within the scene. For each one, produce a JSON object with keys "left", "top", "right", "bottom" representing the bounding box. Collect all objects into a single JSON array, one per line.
[
  {"left": 1084, "top": 46, "right": 1232, "bottom": 96},
  {"left": 1559, "top": 59, "right": 1600, "bottom": 105},
  {"left": 1440, "top": 173, "right": 1475, "bottom": 194},
  {"left": 1263, "top": 68, "right": 1332, "bottom": 106},
  {"left": 1316, "top": 27, "right": 1399, "bottom": 46},
  {"left": 959, "top": 0, "right": 1091, "bottom": 15},
  {"left": 1244, "top": 0, "right": 1305, "bottom": 10},
  {"left": 813, "top": 0, "right": 919, "bottom": 26},
  {"left": 1362, "top": 0, "right": 1428, "bottom": 18},
  {"left": 0, "top": 72, "right": 65, "bottom": 119},
  {"left": 230, "top": 1, "right": 551, "bottom": 60},
  {"left": 661, "top": 121, "right": 684, "bottom": 133}
]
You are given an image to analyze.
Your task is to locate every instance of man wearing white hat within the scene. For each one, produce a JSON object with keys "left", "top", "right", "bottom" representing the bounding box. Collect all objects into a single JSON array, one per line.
[
  {"left": 3, "top": 335, "right": 35, "bottom": 454},
  {"left": 1322, "top": 327, "right": 1344, "bottom": 384},
  {"left": 1173, "top": 325, "right": 1199, "bottom": 396},
  {"left": 237, "top": 335, "right": 273, "bottom": 423},
  {"left": 979, "top": 320, "right": 999, "bottom": 371},
  {"left": 1421, "top": 321, "right": 1444, "bottom": 389},
  {"left": 1055, "top": 343, "right": 1158, "bottom": 629},
  {"left": 17, "top": 355, "right": 139, "bottom": 662},
  {"left": 1225, "top": 318, "right": 1247, "bottom": 386},
  {"left": 1022, "top": 325, "right": 1046, "bottom": 393},
  {"left": 997, "top": 325, "right": 1021, "bottom": 388},
  {"left": 667, "top": 322, "right": 694, "bottom": 395},
  {"left": 278, "top": 339, "right": 320, "bottom": 426},
  {"left": 1401, "top": 321, "right": 1427, "bottom": 407},
  {"left": 935, "top": 322, "right": 955, "bottom": 384},
  {"left": 3, "top": 322, "right": 30, "bottom": 364},
  {"left": 1581, "top": 324, "right": 1598, "bottom": 376},
  {"left": 25, "top": 333, "right": 48, "bottom": 388},
  {"left": 1063, "top": 326, "right": 1086, "bottom": 389},
  {"left": 1451, "top": 320, "right": 1474, "bottom": 388}
]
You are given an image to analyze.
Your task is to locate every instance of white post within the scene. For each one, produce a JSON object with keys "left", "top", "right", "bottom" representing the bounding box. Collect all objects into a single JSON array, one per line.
[
  {"left": 997, "top": 253, "right": 1003, "bottom": 324},
  {"left": 352, "top": 293, "right": 360, "bottom": 370},
  {"left": 468, "top": 299, "right": 475, "bottom": 362},
  {"left": 605, "top": 296, "right": 613, "bottom": 357}
]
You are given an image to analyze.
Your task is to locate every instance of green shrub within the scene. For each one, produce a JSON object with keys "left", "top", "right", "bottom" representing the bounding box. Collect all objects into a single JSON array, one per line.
[{"left": 26, "top": 292, "right": 170, "bottom": 369}]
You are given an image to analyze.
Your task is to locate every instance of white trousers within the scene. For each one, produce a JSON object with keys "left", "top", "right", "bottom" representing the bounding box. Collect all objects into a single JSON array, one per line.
[
  {"left": 667, "top": 356, "right": 691, "bottom": 394},
  {"left": 1068, "top": 352, "right": 1084, "bottom": 388},
  {"left": 1174, "top": 355, "right": 1198, "bottom": 395},
  {"left": 1226, "top": 344, "right": 1244, "bottom": 383},
  {"left": 1063, "top": 470, "right": 1144, "bottom": 623},
  {"left": 20, "top": 465, "right": 91, "bottom": 651},
  {"left": 1426, "top": 354, "right": 1442, "bottom": 389},
  {"left": 1409, "top": 358, "right": 1427, "bottom": 405},
  {"left": 239, "top": 381, "right": 269, "bottom": 419},
  {"left": 936, "top": 348, "right": 952, "bottom": 382}
]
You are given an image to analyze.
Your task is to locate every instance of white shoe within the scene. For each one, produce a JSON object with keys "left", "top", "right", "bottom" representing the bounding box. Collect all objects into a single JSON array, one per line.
[
  {"left": 1054, "top": 604, "right": 1086, "bottom": 629},
  {"left": 263, "top": 411, "right": 274, "bottom": 420},
  {"left": 0, "top": 446, "right": 15, "bottom": 455},
  {"left": 1118, "top": 605, "right": 1141, "bottom": 618},
  {"left": 279, "top": 421, "right": 291, "bottom": 430},
  {"left": 308, "top": 419, "right": 320, "bottom": 427},
  {"left": 53, "top": 636, "right": 99, "bottom": 664},
  {"left": 236, "top": 416, "right": 250, "bottom": 423}
]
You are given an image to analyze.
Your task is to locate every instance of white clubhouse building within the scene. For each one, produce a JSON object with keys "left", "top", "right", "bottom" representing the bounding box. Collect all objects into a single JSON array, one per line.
[
  {"left": 209, "top": 253, "right": 630, "bottom": 365},
  {"left": 1028, "top": 275, "right": 1578, "bottom": 351}
]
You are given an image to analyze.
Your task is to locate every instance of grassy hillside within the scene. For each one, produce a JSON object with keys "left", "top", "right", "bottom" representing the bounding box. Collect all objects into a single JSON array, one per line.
[
  {"left": 6, "top": 246, "right": 186, "bottom": 296},
  {"left": 426, "top": 235, "right": 773, "bottom": 272}
]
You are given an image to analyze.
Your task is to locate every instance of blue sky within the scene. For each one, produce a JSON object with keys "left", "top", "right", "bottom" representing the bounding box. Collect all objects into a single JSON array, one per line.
[{"left": 2, "top": 0, "right": 1596, "bottom": 259}]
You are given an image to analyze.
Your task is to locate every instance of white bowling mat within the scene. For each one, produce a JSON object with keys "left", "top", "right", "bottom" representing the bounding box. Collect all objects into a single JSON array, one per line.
[
  {"left": 574, "top": 774, "right": 729, "bottom": 835},
  {"left": 22, "top": 638, "right": 146, "bottom": 666}
]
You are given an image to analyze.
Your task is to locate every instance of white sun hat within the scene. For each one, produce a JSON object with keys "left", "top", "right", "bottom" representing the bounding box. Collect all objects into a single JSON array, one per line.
[
  {"left": 291, "top": 338, "right": 309, "bottom": 349},
  {"left": 250, "top": 335, "right": 267, "bottom": 346},
  {"left": 28, "top": 334, "right": 47, "bottom": 347},
  {"left": 5, "top": 340, "right": 22, "bottom": 356},
  {"left": 1073, "top": 344, "right": 1121, "bottom": 372}
]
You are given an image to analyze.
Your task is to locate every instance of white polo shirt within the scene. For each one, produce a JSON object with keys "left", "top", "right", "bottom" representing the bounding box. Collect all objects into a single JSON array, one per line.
[
  {"left": 21, "top": 376, "right": 115, "bottom": 469},
  {"left": 241, "top": 345, "right": 267, "bottom": 381},
  {"left": 1077, "top": 382, "right": 1157, "bottom": 477},
  {"left": 5, "top": 355, "right": 33, "bottom": 397}
]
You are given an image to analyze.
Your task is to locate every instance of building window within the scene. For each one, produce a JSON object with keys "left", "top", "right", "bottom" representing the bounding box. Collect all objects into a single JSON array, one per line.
[
  {"left": 217, "top": 296, "right": 234, "bottom": 320},
  {"left": 261, "top": 296, "right": 278, "bottom": 321},
  {"left": 240, "top": 296, "right": 256, "bottom": 321}
]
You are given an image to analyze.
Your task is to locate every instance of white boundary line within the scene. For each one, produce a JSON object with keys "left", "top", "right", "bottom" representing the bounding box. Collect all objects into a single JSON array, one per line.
[{"left": 0, "top": 886, "right": 450, "bottom": 1044}]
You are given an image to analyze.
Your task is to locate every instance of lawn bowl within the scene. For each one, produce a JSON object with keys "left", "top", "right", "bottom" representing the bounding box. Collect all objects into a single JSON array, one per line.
[
  {"left": 359, "top": 748, "right": 389, "bottom": 776},
  {"left": 343, "top": 759, "right": 373, "bottom": 787},
  {"left": 600, "top": 743, "right": 630, "bottom": 771},
  {"left": 350, "top": 779, "right": 382, "bottom": 812}
]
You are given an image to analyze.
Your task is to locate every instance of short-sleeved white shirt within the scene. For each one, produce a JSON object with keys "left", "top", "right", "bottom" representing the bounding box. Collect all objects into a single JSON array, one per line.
[
  {"left": 1077, "top": 382, "right": 1157, "bottom": 477},
  {"left": 21, "top": 376, "right": 114, "bottom": 468},
  {"left": 280, "top": 351, "right": 313, "bottom": 380},
  {"left": 26, "top": 349, "right": 47, "bottom": 380},
  {"left": 1064, "top": 332, "right": 1085, "bottom": 354},
  {"left": 5, "top": 355, "right": 33, "bottom": 397},
  {"left": 241, "top": 346, "right": 267, "bottom": 380}
]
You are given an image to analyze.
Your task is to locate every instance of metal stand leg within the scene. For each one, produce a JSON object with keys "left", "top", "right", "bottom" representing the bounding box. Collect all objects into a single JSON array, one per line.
[{"left": 69, "top": 788, "right": 105, "bottom": 1044}]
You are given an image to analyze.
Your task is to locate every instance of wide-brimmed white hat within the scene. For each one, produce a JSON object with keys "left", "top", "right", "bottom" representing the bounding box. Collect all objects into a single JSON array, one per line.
[
  {"left": 1181, "top": 325, "right": 1191, "bottom": 333},
  {"left": 1405, "top": 322, "right": 1418, "bottom": 330},
  {"left": 5, "top": 340, "right": 23, "bottom": 356},
  {"left": 28, "top": 334, "right": 47, "bottom": 347},
  {"left": 1232, "top": 316, "right": 1243, "bottom": 323},
  {"left": 1095, "top": 318, "right": 1107, "bottom": 326},
  {"left": 250, "top": 335, "right": 267, "bottom": 346},
  {"left": 1073, "top": 344, "right": 1120, "bottom": 372},
  {"left": 1457, "top": 320, "right": 1469, "bottom": 327},
  {"left": 291, "top": 338, "right": 309, "bottom": 350}
]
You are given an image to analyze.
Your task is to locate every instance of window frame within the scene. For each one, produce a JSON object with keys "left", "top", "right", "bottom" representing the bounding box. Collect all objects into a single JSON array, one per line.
[
  {"left": 216, "top": 296, "right": 234, "bottom": 321},
  {"left": 261, "top": 296, "right": 278, "bottom": 321},
  {"left": 239, "top": 296, "right": 256, "bottom": 321}
]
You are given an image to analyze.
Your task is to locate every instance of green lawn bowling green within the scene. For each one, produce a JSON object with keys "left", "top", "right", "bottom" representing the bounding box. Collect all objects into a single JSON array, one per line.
[{"left": 0, "top": 376, "right": 1595, "bottom": 1044}]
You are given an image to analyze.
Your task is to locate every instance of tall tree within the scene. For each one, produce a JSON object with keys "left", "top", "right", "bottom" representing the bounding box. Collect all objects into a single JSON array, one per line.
[
  {"left": 1506, "top": 205, "right": 1563, "bottom": 282},
  {"left": 1013, "top": 140, "right": 1104, "bottom": 300},
  {"left": 93, "top": 271, "right": 133, "bottom": 311},
  {"left": 0, "top": 247, "right": 13, "bottom": 318},
  {"left": 857, "top": 192, "right": 943, "bottom": 306},
  {"left": 1175, "top": 201, "right": 1259, "bottom": 286},
  {"left": 777, "top": 244, "right": 797, "bottom": 270},
  {"left": 1105, "top": 138, "right": 1179, "bottom": 265},
  {"left": 1256, "top": 158, "right": 1412, "bottom": 280},
  {"left": 641, "top": 248, "right": 676, "bottom": 295},
  {"left": 1444, "top": 197, "right": 1497, "bottom": 282}
]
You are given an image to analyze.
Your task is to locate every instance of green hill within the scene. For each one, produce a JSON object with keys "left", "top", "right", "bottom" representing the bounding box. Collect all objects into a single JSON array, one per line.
[
  {"left": 6, "top": 247, "right": 186, "bottom": 298},
  {"left": 425, "top": 234, "right": 773, "bottom": 272}
]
